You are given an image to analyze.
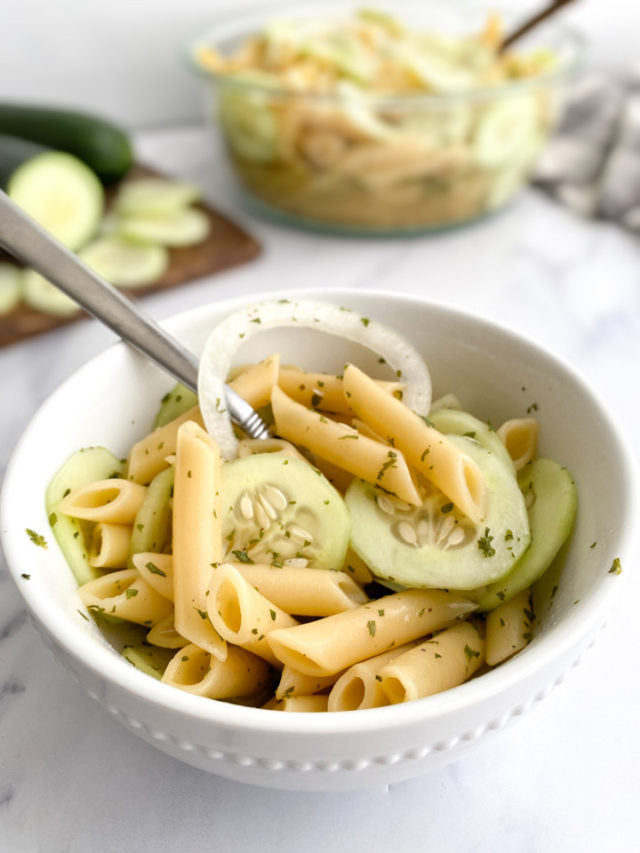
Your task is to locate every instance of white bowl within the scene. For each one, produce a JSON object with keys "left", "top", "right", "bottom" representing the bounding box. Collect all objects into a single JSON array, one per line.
[{"left": 1, "top": 289, "right": 636, "bottom": 791}]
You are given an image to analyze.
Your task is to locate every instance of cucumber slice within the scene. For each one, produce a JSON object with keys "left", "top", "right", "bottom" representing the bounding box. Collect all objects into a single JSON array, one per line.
[
  {"left": 476, "top": 459, "right": 577, "bottom": 611},
  {"left": 0, "top": 262, "right": 23, "bottom": 314},
  {"left": 219, "top": 77, "right": 280, "bottom": 163},
  {"left": 153, "top": 383, "right": 199, "bottom": 429},
  {"left": 346, "top": 435, "right": 530, "bottom": 590},
  {"left": 8, "top": 150, "right": 103, "bottom": 250},
  {"left": 114, "top": 178, "right": 201, "bottom": 218},
  {"left": 220, "top": 454, "right": 351, "bottom": 569},
  {"left": 46, "top": 447, "right": 125, "bottom": 585},
  {"left": 473, "top": 95, "right": 538, "bottom": 169},
  {"left": 121, "top": 643, "right": 174, "bottom": 680},
  {"left": 116, "top": 208, "right": 210, "bottom": 248},
  {"left": 22, "top": 269, "right": 80, "bottom": 317},
  {"left": 428, "top": 408, "right": 515, "bottom": 475},
  {"left": 128, "top": 466, "right": 174, "bottom": 560},
  {"left": 78, "top": 236, "right": 169, "bottom": 288}
]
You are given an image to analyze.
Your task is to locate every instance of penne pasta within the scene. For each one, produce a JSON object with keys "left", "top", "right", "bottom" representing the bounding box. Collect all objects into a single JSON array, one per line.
[
  {"left": 342, "top": 364, "right": 486, "bottom": 523},
  {"left": 89, "top": 522, "right": 131, "bottom": 569},
  {"left": 228, "top": 354, "right": 280, "bottom": 409},
  {"left": 78, "top": 568, "right": 172, "bottom": 626},
  {"left": 207, "top": 563, "right": 299, "bottom": 667},
  {"left": 328, "top": 642, "right": 419, "bottom": 711},
  {"left": 497, "top": 418, "right": 540, "bottom": 471},
  {"left": 146, "top": 612, "right": 189, "bottom": 649},
  {"left": 275, "top": 694, "right": 329, "bottom": 713},
  {"left": 131, "top": 552, "right": 174, "bottom": 601},
  {"left": 278, "top": 367, "right": 403, "bottom": 414},
  {"left": 173, "top": 421, "right": 227, "bottom": 660},
  {"left": 229, "top": 562, "right": 368, "bottom": 616},
  {"left": 267, "top": 589, "right": 477, "bottom": 677},
  {"left": 485, "top": 589, "right": 533, "bottom": 666},
  {"left": 162, "top": 643, "right": 270, "bottom": 699},
  {"left": 271, "top": 385, "right": 422, "bottom": 506},
  {"left": 276, "top": 665, "right": 341, "bottom": 700},
  {"left": 59, "top": 479, "right": 147, "bottom": 525},
  {"left": 379, "top": 621, "right": 485, "bottom": 703},
  {"left": 127, "top": 405, "right": 204, "bottom": 485},
  {"left": 236, "top": 437, "right": 308, "bottom": 462}
]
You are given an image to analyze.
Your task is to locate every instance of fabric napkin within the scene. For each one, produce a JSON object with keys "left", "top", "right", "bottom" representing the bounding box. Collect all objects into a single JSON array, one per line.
[{"left": 534, "top": 66, "right": 640, "bottom": 231}]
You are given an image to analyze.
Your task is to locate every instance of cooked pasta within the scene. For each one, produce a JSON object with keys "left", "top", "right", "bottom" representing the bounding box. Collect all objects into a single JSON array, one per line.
[
  {"left": 379, "top": 621, "right": 485, "bottom": 704},
  {"left": 162, "top": 643, "right": 270, "bottom": 699},
  {"left": 266, "top": 589, "right": 477, "bottom": 677},
  {"left": 59, "top": 479, "right": 147, "bottom": 524},
  {"left": 53, "top": 301, "right": 577, "bottom": 713},
  {"left": 342, "top": 364, "right": 486, "bottom": 522},
  {"left": 173, "top": 421, "right": 227, "bottom": 660},
  {"left": 485, "top": 589, "right": 533, "bottom": 666},
  {"left": 497, "top": 418, "right": 540, "bottom": 471},
  {"left": 78, "top": 569, "right": 172, "bottom": 626},
  {"left": 271, "top": 385, "right": 422, "bottom": 505},
  {"left": 89, "top": 522, "right": 131, "bottom": 569},
  {"left": 228, "top": 353, "right": 280, "bottom": 409},
  {"left": 207, "top": 563, "right": 299, "bottom": 667}
]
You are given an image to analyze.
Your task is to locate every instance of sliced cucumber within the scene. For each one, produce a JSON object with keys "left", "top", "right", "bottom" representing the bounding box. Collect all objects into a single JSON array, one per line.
[
  {"left": 78, "top": 236, "right": 169, "bottom": 288},
  {"left": 153, "top": 383, "right": 199, "bottom": 429},
  {"left": 116, "top": 208, "right": 210, "bottom": 248},
  {"left": 476, "top": 459, "right": 577, "bottom": 611},
  {"left": 46, "top": 447, "right": 125, "bottom": 585},
  {"left": 220, "top": 454, "right": 351, "bottom": 569},
  {"left": 473, "top": 95, "right": 538, "bottom": 169},
  {"left": 128, "top": 466, "right": 174, "bottom": 560},
  {"left": 219, "top": 76, "right": 280, "bottom": 163},
  {"left": 346, "top": 435, "right": 530, "bottom": 590},
  {"left": 0, "top": 262, "right": 23, "bottom": 314},
  {"left": 22, "top": 269, "right": 80, "bottom": 317},
  {"left": 428, "top": 408, "right": 515, "bottom": 475},
  {"left": 114, "top": 178, "right": 201, "bottom": 218},
  {"left": 8, "top": 150, "right": 103, "bottom": 250},
  {"left": 121, "top": 643, "right": 175, "bottom": 680}
]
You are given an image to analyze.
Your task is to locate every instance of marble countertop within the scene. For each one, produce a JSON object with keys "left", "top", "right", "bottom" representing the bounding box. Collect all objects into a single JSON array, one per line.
[{"left": 1, "top": 127, "right": 638, "bottom": 853}]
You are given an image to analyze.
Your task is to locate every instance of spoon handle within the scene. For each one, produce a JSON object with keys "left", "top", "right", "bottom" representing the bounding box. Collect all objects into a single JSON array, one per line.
[{"left": 0, "top": 191, "right": 269, "bottom": 438}]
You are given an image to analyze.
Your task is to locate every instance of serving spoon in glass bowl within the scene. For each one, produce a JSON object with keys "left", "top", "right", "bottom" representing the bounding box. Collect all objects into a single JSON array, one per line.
[{"left": 0, "top": 190, "right": 270, "bottom": 439}]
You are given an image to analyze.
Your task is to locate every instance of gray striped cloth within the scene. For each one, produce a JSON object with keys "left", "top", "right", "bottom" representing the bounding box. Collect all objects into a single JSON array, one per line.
[{"left": 535, "top": 66, "right": 640, "bottom": 230}]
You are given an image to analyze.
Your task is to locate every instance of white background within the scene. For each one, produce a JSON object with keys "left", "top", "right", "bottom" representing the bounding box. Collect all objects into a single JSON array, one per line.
[{"left": 1, "top": 0, "right": 639, "bottom": 128}]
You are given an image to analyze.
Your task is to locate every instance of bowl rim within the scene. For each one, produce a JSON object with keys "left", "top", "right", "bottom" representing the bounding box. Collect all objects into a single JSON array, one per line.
[
  {"left": 1, "top": 287, "right": 637, "bottom": 737},
  {"left": 184, "top": 0, "right": 585, "bottom": 105}
]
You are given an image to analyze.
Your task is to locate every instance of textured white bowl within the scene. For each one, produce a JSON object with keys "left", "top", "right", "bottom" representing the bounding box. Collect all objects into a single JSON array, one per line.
[{"left": 1, "top": 289, "right": 637, "bottom": 791}]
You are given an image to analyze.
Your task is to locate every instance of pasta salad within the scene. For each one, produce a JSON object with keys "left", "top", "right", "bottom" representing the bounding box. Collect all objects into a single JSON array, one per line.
[
  {"left": 191, "top": 7, "right": 568, "bottom": 231},
  {"left": 47, "top": 300, "right": 577, "bottom": 712}
]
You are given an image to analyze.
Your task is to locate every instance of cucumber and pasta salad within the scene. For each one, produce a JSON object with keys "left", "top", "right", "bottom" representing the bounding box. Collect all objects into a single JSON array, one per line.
[
  {"left": 193, "top": 7, "right": 564, "bottom": 231},
  {"left": 46, "top": 300, "right": 577, "bottom": 712}
]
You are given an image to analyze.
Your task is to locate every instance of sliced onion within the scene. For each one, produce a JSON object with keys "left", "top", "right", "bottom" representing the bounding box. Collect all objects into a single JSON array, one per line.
[{"left": 198, "top": 299, "right": 432, "bottom": 459}]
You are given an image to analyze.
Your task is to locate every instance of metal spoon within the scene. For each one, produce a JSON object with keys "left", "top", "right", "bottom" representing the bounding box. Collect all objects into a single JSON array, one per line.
[{"left": 0, "top": 190, "right": 270, "bottom": 439}]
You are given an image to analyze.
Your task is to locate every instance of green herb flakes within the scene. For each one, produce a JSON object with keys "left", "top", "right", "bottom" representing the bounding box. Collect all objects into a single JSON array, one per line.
[
  {"left": 464, "top": 644, "right": 480, "bottom": 661},
  {"left": 477, "top": 528, "right": 495, "bottom": 558},
  {"left": 26, "top": 529, "right": 47, "bottom": 549},
  {"left": 232, "top": 549, "right": 254, "bottom": 564},
  {"left": 367, "top": 620, "right": 377, "bottom": 637},
  {"left": 609, "top": 557, "right": 622, "bottom": 575}
]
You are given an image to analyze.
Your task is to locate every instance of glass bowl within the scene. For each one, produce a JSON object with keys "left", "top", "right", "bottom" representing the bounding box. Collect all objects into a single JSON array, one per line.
[{"left": 186, "top": 2, "right": 583, "bottom": 235}]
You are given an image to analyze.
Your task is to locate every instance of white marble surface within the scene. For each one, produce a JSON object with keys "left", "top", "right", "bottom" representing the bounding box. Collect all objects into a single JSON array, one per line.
[{"left": 1, "top": 127, "right": 639, "bottom": 852}]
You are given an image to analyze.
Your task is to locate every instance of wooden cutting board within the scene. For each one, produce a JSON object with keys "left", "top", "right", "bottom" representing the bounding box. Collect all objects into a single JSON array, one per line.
[{"left": 0, "top": 165, "right": 261, "bottom": 347}]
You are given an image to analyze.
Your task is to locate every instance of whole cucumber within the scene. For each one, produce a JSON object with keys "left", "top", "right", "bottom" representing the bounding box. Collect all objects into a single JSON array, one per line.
[{"left": 0, "top": 103, "right": 134, "bottom": 184}]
